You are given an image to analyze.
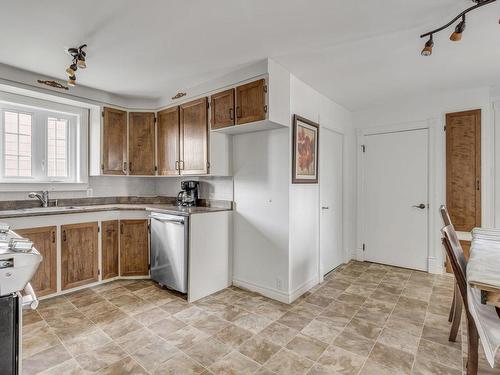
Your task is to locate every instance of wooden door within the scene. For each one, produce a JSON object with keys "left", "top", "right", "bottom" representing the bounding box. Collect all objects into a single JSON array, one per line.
[
  {"left": 102, "top": 220, "right": 119, "bottom": 280},
  {"left": 211, "top": 88, "right": 235, "bottom": 129},
  {"left": 236, "top": 79, "right": 266, "bottom": 125},
  {"left": 129, "top": 112, "right": 155, "bottom": 175},
  {"left": 102, "top": 107, "right": 127, "bottom": 175},
  {"left": 446, "top": 110, "right": 481, "bottom": 232},
  {"left": 120, "top": 220, "right": 149, "bottom": 276},
  {"left": 16, "top": 226, "right": 56, "bottom": 297},
  {"left": 180, "top": 98, "right": 208, "bottom": 175},
  {"left": 157, "top": 106, "right": 180, "bottom": 175},
  {"left": 61, "top": 222, "right": 98, "bottom": 290}
]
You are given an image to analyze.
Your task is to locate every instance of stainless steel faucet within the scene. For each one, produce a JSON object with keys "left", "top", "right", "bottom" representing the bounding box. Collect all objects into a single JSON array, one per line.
[{"left": 28, "top": 191, "right": 49, "bottom": 207}]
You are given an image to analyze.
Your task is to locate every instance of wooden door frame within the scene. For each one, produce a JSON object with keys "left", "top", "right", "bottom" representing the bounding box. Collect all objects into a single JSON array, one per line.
[
  {"left": 357, "top": 121, "right": 435, "bottom": 272},
  {"left": 445, "top": 109, "right": 481, "bottom": 231}
]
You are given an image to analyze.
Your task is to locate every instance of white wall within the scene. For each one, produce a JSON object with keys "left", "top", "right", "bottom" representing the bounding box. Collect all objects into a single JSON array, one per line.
[
  {"left": 353, "top": 86, "right": 495, "bottom": 273},
  {"left": 289, "top": 75, "right": 355, "bottom": 298},
  {"left": 232, "top": 128, "right": 290, "bottom": 301}
]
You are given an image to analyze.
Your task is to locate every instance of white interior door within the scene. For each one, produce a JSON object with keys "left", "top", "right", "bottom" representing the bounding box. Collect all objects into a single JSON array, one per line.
[
  {"left": 320, "top": 128, "right": 343, "bottom": 275},
  {"left": 363, "top": 128, "right": 428, "bottom": 271}
]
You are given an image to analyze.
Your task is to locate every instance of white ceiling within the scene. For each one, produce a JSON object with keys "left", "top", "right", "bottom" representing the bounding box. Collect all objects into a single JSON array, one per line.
[{"left": 1, "top": 0, "right": 499, "bottom": 110}]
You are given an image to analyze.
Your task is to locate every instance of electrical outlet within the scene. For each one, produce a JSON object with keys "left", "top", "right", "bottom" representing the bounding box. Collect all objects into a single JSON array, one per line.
[{"left": 276, "top": 278, "right": 283, "bottom": 290}]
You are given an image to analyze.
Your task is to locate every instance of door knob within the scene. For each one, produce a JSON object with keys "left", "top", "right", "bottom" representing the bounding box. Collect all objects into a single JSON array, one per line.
[
  {"left": 412, "top": 203, "right": 426, "bottom": 209},
  {"left": 321, "top": 206, "right": 329, "bottom": 210}
]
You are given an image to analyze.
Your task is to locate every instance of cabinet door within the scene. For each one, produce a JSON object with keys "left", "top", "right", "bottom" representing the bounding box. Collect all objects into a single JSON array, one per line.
[
  {"left": 102, "top": 220, "right": 119, "bottom": 280},
  {"left": 102, "top": 107, "right": 127, "bottom": 175},
  {"left": 157, "top": 106, "right": 180, "bottom": 175},
  {"left": 236, "top": 79, "right": 266, "bottom": 125},
  {"left": 180, "top": 98, "right": 208, "bottom": 175},
  {"left": 120, "top": 220, "right": 149, "bottom": 276},
  {"left": 211, "top": 89, "right": 235, "bottom": 129},
  {"left": 61, "top": 222, "right": 98, "bottom": 290},
  {"left": 16, "top": 226, "right": 57, "bottom": 297},
  {"left": 129, "top": 112, "right": 155, "bottom": 175}
]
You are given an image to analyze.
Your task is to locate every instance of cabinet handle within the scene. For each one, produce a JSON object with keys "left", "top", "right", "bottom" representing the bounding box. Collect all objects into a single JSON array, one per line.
[
  {"left": 180, "top": 160, "right": 185, "bottom": 170},
  {"left": 128, "top": 162, "right": 132, "bottom": 172},
  {"left": 175, "top": 161, "right": 179, "bottom": 171},
  {"left": 120, "top": 224, "right": 124, "bottom": 235},
  {"left": 229, "top": 108, "right": 234, "bottom": 120},
  {"left": 62, "top": 230, "right": 66, "bottom": 242},
  {"left": 236, "top": 106, "right": 242, "bottom": 118},
  {"left": 51, "top": 231, "right": 55, "bottom": 243},
  {"left": 123, "top": 161, "right": 128, "bottom": 173}
]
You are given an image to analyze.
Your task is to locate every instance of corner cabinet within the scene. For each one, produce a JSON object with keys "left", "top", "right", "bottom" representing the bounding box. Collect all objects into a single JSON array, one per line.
[
  {"left": 61, "top": 222, "right": 99, "bottom": 290},
  {"left": 102, "top": 107, "right": 127, "bottom": 175},
  {"left": 102, "top": 220, "right": 119, "bottom": 280},
  {"left": 129, "top": 112, "right": 156, "bottom": 175}
]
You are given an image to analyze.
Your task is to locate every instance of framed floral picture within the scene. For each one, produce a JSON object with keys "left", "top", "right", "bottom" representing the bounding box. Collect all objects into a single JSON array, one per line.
[{"left": 292, "top": 115, "right": 319, "bottom": 184}]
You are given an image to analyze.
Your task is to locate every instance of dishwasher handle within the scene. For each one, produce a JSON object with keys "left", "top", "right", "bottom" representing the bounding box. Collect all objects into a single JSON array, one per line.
[{"left": 149, "top": 215, "right": 185, "bottom": 225}]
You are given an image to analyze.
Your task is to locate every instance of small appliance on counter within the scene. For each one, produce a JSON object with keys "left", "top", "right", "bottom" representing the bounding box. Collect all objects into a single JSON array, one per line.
[
  {"left": 0, "top": 223, "right": 42, "bottom": 375},
  {"left": 176, "top": 180, "right": 199, "bottom": 207}
]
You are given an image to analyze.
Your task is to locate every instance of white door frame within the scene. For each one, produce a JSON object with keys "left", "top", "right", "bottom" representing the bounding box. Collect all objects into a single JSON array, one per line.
[
  {"left": 318, "top": 127, "right": 349, "bottom": 283},
  {"left": 356, "top": 120, "right": 440, "bottom": 273},
  {"left": 318, "top": 127, "right": 344, "bottom": 282}
]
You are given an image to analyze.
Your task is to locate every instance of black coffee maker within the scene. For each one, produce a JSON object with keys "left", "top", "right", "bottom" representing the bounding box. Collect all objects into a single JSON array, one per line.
[{"left": 176, "top": 181, "right": 199, "bottom": 207}]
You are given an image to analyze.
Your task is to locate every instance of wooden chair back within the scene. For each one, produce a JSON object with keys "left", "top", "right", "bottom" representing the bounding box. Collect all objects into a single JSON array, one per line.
[
  {"left": 441, "top": 225, "right": 468, "bottom": 306},
  {"left": 440, "top": 205, "right": 453, "bottom": 227}
]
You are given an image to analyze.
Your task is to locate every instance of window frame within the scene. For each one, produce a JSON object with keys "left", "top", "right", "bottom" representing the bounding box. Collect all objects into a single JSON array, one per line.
[{"left": 0, "top": 90, "right": 89, "bottom": 191}]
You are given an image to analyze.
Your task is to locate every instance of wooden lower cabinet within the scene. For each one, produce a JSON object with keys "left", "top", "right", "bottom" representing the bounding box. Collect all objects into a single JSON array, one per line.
[
  {"left": 102, "top": 220, "right": 119, "bottom": 280},
  {"left": 120, "top": 219, "right": 149, "bottom": 276},
  {"left": 16, "top": 226, "right": 57, "bottom": 297},
  {"left": 61, "top": 222, "right": 99, "bottom": 290}
]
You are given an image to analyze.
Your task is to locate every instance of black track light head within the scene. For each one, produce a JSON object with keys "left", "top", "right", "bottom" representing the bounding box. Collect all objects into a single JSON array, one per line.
[
  {"left": 421, "top": 36, "right": 434, "bottom": 56},
  {"left": 450, "top": 16, "right": 466, "bottom": 41}
]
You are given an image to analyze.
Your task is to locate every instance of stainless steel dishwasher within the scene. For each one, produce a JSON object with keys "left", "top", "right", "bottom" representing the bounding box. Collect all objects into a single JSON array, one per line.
[{"left": 149, "top": 212, "right": 188, "bottom": 293}]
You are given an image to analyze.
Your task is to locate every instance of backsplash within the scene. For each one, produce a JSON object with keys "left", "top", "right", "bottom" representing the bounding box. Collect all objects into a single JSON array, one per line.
[{"left": 0, "top": 176, "right": 234, "bottom": 202}]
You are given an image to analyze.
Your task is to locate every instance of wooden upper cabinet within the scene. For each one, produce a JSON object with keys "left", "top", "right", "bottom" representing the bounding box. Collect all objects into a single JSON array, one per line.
[
  {"left": 102, "top": 107, "right": 127, "bottom": 175},
  {"left": 16, "top": 226, "right": 57, "bottom": 297},
  {"left": 61, "top": 222, "right": 98, "bottom": 290},
  {"left": 129, "top": 112, "right": 156, "bottom": 175},
  {"left": 180, "top": 98, "right": 208, "bottom": 175},
  {"left": 446, "top": 109, "right": 481, "bottom": 232},
  {"left": 120, "top": 220, "right": 149, "bottom": 276},
  {"left": 157, "top": 107, "right": 180, "bottom": 175},
  {"left": 211, "top": 88, "right": 235, "bottom": 130},
  {"left": 102, "top": 220, "right": 119, "bottom": 280},
  {"left": 236, "top": 79, "right": 266, "bottom": 125}
]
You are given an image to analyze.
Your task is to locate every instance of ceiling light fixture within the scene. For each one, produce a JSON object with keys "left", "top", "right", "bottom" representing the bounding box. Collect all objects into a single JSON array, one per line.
[
  {"left": 420, "top": 0, "right": 496, "bottom": 56},
  {"left": 65, "top": 44, "right": 87, "bottom": 87}
]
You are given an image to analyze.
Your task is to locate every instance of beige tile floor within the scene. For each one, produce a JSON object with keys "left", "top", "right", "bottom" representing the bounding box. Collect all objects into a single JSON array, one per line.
[{"left": 21, "top": 261, "right": 500, "bottom": 374}]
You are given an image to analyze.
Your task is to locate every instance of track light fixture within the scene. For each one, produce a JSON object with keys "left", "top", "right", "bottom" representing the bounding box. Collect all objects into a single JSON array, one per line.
[
  {"left": 420, "top": 0, "right": 496, "bottom": 56},
  {"left": 65, "top": 44, "right": 87, "bottom": 87}
]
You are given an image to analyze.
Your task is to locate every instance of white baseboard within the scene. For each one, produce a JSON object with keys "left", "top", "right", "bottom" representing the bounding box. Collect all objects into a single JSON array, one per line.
[
  {"left": 289, "top": 277, "right": 319, "bottom": 303},
  {"left": 427, "top": 256, "right": 443, "bottom": 274},
  {"left": 232, "top": 278, "right": 290, "bottom": 304}
]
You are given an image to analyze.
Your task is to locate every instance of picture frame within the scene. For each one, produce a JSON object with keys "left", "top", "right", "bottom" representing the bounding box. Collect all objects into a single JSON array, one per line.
[{"left": 292, "top": 114, "right": 319, "bottom": 184}]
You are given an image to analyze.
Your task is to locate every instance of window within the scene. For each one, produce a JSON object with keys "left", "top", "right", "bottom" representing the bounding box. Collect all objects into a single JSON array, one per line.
[
  {"left": 47, "top": 117, "right": 68, "bottom": 177},
  {"left": 0, "top": 99, "right": 81, "bottom": 183},
  {"left": 3, "top": 111, "right": 32, "bottom": 177}
]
